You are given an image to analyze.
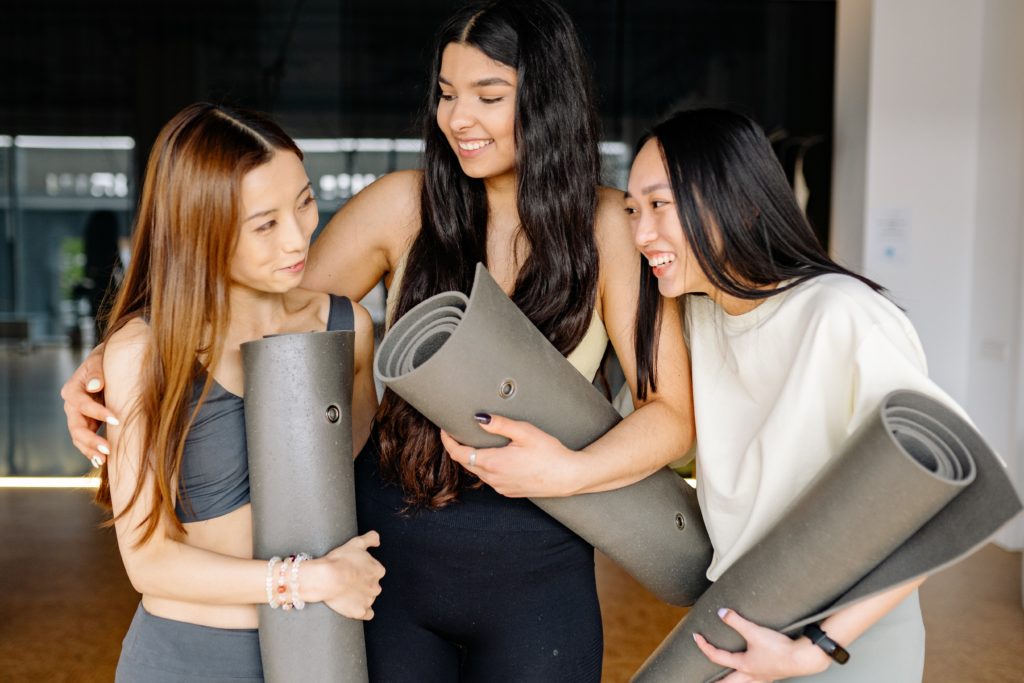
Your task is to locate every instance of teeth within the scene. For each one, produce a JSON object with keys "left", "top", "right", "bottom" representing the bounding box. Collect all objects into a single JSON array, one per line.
[
  {"left": 458, "top": 139, "right": 493, "bottom": 151},
  {"left": 647, "top": 254, "right": 676, "bottom": 267}
]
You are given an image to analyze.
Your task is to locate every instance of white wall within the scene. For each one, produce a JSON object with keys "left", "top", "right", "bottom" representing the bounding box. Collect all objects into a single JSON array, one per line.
[{"left": 832, "top": 0, "right": 1024, "bottom": 549}]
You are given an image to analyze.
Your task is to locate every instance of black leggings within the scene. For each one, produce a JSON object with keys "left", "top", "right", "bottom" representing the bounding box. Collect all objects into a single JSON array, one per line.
[{"left": 355, "top": 444, "right": 603, "bottom": 683}]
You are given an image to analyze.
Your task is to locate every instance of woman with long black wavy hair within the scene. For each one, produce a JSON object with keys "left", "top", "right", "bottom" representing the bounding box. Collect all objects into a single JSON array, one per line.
[
  {"left": 628, "top": 108, "right": 950, "bottom": 681},
  {"left": 64, "top": 1, "right": 693, "bottom": 680}
]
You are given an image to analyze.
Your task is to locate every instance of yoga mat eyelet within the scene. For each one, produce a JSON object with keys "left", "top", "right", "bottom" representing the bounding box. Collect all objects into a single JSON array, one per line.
[
  {"left": 675, "top": 512, "right": 686, "bottom": 530},
  {"left": 325, "top": 405, "right": 341, "bottom": 423},
  {"left": 499, "top": 379, "right": 517, "bottom": 399}
]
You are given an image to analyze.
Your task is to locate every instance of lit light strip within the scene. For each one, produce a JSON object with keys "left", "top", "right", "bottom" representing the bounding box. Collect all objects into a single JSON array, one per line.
[
  {"left": 599, "top": 141, "right": 629, "bottom": 155},
  {"left": 0, "top": 135, "right": 11, "bottom": 147},
  {"left": 13, "top": 136, "right": 135, "bottom": 150},
  {"left": 296, "top": 138, "right": 627, "bottom": 156},
  {"left": 0, "top": 476, "right": 100, "bottom": 489}
]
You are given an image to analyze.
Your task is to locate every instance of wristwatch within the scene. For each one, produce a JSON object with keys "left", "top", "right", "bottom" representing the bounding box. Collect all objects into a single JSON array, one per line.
[{"left": 802, "top": 623, "right": 850, "bottom": 665}]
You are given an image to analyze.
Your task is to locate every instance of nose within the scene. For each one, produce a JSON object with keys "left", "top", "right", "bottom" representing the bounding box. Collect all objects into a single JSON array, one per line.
[
  {"left": 278, "top": 212, "right": 308, "bottom": 254},
  {"left": 448, "top": 98, "right": 474, "bottom": 132},
  {"left": 633, "top": 210, "right": 657, "bottom": 250}
]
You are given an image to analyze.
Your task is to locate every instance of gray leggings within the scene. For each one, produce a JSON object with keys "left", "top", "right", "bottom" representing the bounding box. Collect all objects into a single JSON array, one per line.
[{"left": 115, "top": 604, "right": 263, "bottom": 682}]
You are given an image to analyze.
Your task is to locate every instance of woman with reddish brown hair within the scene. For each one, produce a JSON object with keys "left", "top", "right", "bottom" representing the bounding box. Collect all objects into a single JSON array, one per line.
[{"left": 99, "top": 102, "right": 383, "bottom": 682}]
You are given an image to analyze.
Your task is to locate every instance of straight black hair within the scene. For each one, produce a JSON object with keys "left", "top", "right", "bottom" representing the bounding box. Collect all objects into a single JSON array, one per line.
[
  {"left": 634, "top": 108, "right": 884, "bottom": 399},
  {"left": 378, "top": 0, "right": 602, "bottom": 509}
]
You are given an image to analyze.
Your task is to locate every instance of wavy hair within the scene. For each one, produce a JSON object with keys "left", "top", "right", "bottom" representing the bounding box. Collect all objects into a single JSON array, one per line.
[
  {"left": 634, "top": 108, "right": 883, "bottom": 399},
  {"left": 377, "top": 0, "right": 602, "bottom": 509},
  {"left": 96, "top": 103, "right": 302, "bottom": 545}
]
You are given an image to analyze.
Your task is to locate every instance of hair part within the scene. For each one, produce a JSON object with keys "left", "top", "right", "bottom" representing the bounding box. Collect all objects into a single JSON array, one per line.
[
  {"left": 96, "top": 102, "right": 302, "bottom": 546},
  {"left": 634, "top": 108, "right": 885, "bottom": 399},
  {"left": 378, "top": 0, "right": 603, "bottom": 509}
]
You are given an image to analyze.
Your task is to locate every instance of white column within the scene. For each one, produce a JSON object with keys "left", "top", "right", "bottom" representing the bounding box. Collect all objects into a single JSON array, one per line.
[{"left": 832, "top": 0, "right": 1024, "bottom": 551}]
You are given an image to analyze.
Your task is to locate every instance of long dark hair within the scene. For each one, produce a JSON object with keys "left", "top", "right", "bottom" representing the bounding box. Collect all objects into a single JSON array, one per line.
[
  {"left": 97, "top": 103, "right": 302, "bottom": 544},
  {"left": 378, "top": 0, "right": 602, "bottom": 509},
  {"left": 634, "top": 108, "right": 884, "bottom": 399}
]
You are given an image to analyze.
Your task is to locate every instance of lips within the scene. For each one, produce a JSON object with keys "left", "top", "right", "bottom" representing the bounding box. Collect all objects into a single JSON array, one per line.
[
  {"left": 457, "top": 139, "right": 493, "bottom": 151},
  {"left": 454, "top": 137, "right": 494, "bottom": 158},
  {"left": 280, "top": 259, "right": 305, "bottom": 274},
  {"left": 643, "top": 251, "right": 676, "bottom": 278}
]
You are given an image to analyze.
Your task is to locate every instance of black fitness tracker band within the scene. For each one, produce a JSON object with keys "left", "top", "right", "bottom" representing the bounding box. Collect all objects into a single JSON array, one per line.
[{"left": 803, "top": 623, "right": 850, "bottom": 665}]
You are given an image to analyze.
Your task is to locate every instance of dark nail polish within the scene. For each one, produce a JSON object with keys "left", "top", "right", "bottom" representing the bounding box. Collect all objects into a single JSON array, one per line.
[{"left": 474, "top": 413, "right": 492, "bottom": 424}]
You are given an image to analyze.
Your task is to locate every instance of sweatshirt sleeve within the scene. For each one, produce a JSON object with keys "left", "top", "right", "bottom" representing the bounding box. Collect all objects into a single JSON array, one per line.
[{"left": 847, "top": 320, "right": 966, "bottom": 436}]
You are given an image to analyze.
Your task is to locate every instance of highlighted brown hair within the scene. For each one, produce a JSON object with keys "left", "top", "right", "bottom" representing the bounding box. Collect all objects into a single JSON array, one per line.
[{"left": 96, "top": 103, "right": 301, "bottom": 545}]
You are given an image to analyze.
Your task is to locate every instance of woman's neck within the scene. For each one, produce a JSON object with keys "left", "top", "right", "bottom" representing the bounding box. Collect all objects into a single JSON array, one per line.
[{"left": 226, "top": 286, "right": 294, "bottom": 341}]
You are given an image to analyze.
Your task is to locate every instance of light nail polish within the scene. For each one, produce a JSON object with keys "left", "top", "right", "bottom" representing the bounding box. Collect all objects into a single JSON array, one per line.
[
  {"left": 91, "top": 456, "right": 104, "bottom": 468},
  {"left": 86, "top": 379, "right": 102, "bottom": 392},
  {"left": 717, "top": 607, "right": 729, "bottom": 618},
  {"left": 97, "top": 443, "right": 110, "bottom": 456},
  {"left": 106, "top": 415, "right": 120, "bottom": 426}
]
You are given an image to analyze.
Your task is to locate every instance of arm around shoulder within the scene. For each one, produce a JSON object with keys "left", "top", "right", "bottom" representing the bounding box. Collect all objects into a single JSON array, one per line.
[{"left": 303, "top": 170, "right": 422, "bottom": 299}]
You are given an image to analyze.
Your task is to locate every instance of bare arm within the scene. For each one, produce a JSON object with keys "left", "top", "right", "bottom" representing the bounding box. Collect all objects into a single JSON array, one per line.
[
  {"left": 303, "top": 170, "right": 421, "bottom": 299},
  {"left": 103, "top": 320, "right": 384, "bottom": 618},
  {"left": 351, "top": 301, "right": 378, "bottom": 455},
  {"left": 697, "top": 579, "right": 926, "bottom": 681}
]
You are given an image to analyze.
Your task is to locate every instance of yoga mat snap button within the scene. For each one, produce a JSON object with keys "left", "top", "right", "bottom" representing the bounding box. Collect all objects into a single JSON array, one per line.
[
  {"left": 325, "top": 405, "right": 341, "bottom": 423},
  {"left": 498, "top": 379, "right": 516, "bottom": 399},
  {"left": 675, "top": 512, "right": 686, "bottom": 530}
]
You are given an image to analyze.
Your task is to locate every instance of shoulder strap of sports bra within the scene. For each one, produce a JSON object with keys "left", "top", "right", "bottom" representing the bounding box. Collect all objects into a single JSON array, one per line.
[{"left": 326, "top": 295, "right": 355, "bottom": 332}]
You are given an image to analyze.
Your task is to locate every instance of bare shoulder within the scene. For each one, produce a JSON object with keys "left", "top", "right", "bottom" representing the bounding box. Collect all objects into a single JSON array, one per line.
[
  {"left": 306, "top": 170, "right": 422, "bottom": 296},
  {"left": 347, "top": 170, "right": 422, "bottom": 241},
  {"left": 594, "top": 185, "right": 634, "bottom": 254},
  {"left": 594, "top": 185, "right": 640, "bottom": 286},
  {"left": 352, "top": 299, "right": 373, "bottom": 338},
  {"left": 103, "top": 318, "right": 152, "bottom": 408}
]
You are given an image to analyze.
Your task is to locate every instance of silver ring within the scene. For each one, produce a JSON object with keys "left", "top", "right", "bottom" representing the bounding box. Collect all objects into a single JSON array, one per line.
[{"left": 468, "top": 451, "right": 477, "bottom": 467}]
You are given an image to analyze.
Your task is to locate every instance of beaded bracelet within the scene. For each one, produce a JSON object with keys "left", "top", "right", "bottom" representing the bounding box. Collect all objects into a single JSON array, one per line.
[
  {"left": 290, "top": 552, "right": 310, "bottom": 610},
  {"left": 265, "top": 556, "right": 282, "bottom": 609},
  {"left": 279, "top": 555, "right": 295, "bottom": 610}
]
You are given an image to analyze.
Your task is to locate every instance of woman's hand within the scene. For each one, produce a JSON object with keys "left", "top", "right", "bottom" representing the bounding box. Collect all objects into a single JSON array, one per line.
[
  {"left": 305, "top": 531, "right": 385, "bottom": 620},
  {"left": 60, "top": 343, "right": 119, "bottom": 466},
  {"left": 693, "top": 609, "right": 831, "bottom": 683},
  {"left": 439, "top": 414, "right": 585, "bottom": 498}
]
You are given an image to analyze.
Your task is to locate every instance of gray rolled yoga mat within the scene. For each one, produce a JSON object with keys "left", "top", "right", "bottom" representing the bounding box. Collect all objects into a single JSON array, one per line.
[
  {"left": 241, "top": 331, "right": 368, "bottom": 683},
  {"left": 633, "top": 390, "right": 1023, "bottom": 683},
  {"left": 375, "top": 263, "right": 713, "bottom": 606}
]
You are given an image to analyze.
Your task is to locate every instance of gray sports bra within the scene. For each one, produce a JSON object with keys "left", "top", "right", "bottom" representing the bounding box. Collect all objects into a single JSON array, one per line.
[{"left": 175, "top": 295, "right": 354, "bottom": 522}]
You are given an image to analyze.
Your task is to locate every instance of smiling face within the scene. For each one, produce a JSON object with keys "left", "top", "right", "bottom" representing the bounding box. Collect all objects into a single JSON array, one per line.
[
  {"left": 626, "top": 138, "right": 713, "bottom": 298},
  {"left": 436, "top": 42, "right": 518, "bottom": 184},
  {"left": 229, "top": 150, "right": 318, "bottom": 293}
]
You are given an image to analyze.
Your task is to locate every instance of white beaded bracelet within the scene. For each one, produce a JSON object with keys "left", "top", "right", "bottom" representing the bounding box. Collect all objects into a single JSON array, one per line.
[
  {"left": 279, "top": 556, "right": 293, "bottom": 610},
  {"left": 290, "top": 552, "right": 311, "bottom": 611},
  {"left": 265, "top": 556, "right": 282, "bottom": 609}
]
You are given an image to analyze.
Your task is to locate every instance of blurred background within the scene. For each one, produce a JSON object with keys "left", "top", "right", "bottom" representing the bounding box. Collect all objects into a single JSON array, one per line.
[{"left": 0, "top": 0, "right": 1021, "bottom": 681}]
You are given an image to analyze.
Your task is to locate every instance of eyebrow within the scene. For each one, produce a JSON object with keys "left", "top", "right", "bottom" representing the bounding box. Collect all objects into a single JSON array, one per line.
[
  {"left": 245, "top": 182, "right": 313, "bottom": 221},
  {"left": 438, "top": 75, "right": 514, "bottom": 88},
  {"left": 624, "top": 182, "right": 672, "bottom": 199}
]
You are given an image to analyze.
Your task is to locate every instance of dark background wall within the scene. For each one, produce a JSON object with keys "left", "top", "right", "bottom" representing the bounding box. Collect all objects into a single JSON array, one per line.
[{"left": 0, "top": 0, "right": 835, "bottom": 325}]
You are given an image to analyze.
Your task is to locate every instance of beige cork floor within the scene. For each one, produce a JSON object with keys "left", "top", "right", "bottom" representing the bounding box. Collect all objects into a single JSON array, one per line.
[{"left": 0, "top": 488, "right": 1020, "bottom": 682}]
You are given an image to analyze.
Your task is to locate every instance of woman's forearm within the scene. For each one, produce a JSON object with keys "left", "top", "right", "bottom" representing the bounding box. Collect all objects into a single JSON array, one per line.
[
  {"left": 569, "top": 396, "right": 693, "bottom": 494},
  {"left": 819, "top": 577, "right": 926, "bottom": 646}
]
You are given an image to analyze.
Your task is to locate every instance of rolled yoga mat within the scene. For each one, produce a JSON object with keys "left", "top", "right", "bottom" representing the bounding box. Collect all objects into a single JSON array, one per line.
[
  {"left": 633, "top": 389, "right": 1024, "bottom": 683},
  {"left": 375, "top": 262, "right": 713, "bottom": 606},
  {"left": 241, "top": 331, "right": 368, "bottom": 683}
]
